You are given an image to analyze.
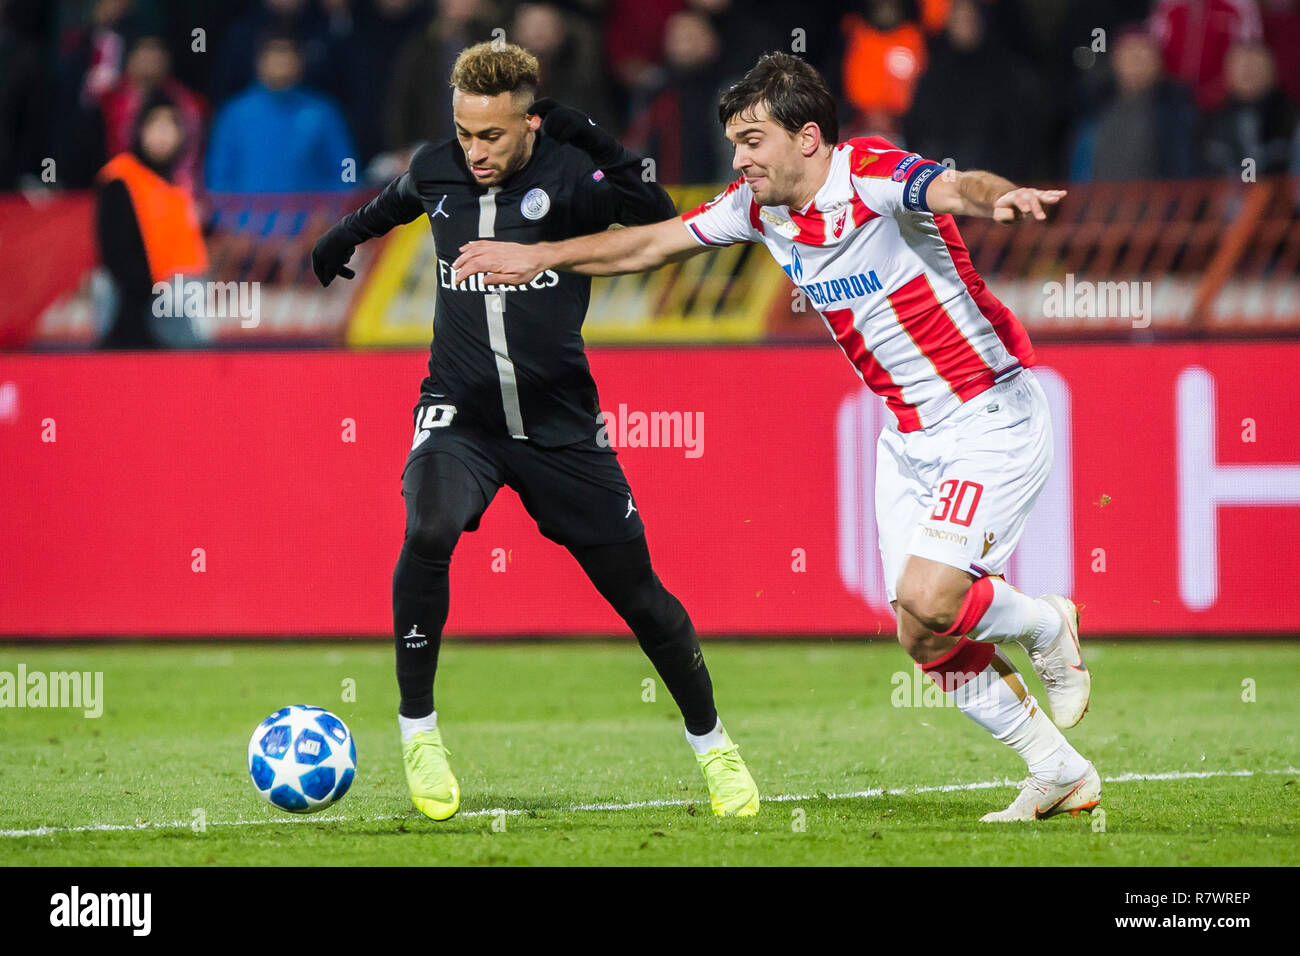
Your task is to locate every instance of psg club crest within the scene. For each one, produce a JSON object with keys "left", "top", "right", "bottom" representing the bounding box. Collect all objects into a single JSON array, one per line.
[{"left": 521, "top": 188, "right": 551, "bottom": 220}]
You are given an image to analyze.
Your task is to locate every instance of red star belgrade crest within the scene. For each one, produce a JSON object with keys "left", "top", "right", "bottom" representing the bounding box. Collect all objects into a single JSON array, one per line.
[{"left": 832, "top": 207, "right": 848, "bottom": 239}]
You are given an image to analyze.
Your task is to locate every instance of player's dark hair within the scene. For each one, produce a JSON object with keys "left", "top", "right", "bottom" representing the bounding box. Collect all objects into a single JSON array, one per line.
[
  {"left": 449, "top": 41, "right": 539, "bottom": 101},
  {"left": 718, "top": 52, "right": 839, "bottom": 145}
]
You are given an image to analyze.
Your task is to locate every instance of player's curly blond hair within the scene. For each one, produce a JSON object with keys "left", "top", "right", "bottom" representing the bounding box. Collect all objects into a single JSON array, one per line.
[{"left": 449, "top": 42, "right": 539, "bottom": 100}]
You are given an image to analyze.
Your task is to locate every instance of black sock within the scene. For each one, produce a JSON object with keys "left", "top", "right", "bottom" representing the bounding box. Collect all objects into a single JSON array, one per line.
[
  {"left": 572, "top": 535, "right": 719, "bottom": 735},
  {"left": 392, "top": 544, "right": 449, "bottom": 718},
  {"left": 394, "top": 452, "right": 484, "bottom": 720},
  {"left": 638, "top": 583, "right": 719, "bottom": 736}
]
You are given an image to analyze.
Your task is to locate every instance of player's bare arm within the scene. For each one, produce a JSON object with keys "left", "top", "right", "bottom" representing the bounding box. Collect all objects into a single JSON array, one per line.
[
  {"left": 925, "top": 168, "right": 1066, "bottom": 223},
  {"left": 452, "top": 215, "right": 704, "bottom": 286}
]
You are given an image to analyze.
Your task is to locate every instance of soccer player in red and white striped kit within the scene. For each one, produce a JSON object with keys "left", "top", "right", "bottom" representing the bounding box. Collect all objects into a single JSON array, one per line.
[{"left": 455, "top": 52, "right": 1098, "bottom": 822}]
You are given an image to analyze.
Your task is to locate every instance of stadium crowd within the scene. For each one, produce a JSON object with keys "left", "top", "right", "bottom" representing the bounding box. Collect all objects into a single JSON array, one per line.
[{"left": 2, "top": 0, "right": 1299, "bottom": 194}]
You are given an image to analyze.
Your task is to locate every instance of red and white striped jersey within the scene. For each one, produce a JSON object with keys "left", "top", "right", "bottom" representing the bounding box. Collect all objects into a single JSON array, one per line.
[{"left": 681, "top": 136, "right": 1035, "bottom": 432}]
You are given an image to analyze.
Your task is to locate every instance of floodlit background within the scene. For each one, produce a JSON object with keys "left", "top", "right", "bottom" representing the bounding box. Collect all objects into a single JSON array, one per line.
[
  {"left": 2, "top": 0, "right": 1299, "bottom": 636},
  {"left": 1, "top": 0, "right": 1298, "bottom": 873}
]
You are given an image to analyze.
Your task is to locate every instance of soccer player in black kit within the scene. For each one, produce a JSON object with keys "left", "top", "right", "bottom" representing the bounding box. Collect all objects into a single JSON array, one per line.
[{"left": 311, "top": 42, "right": 758, "bottom": 820}]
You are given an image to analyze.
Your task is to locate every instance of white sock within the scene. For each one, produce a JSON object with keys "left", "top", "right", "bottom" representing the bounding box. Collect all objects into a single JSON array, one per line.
[
  {"left": 958, "top": 577, "right": 1060, "bottom": 649},
  {"left": 927, "top": 643, "right": 1088, "bottom": 783},
  {"left": 1004, "top": 706, "right": 1091, "bottom": 782},
  {"left": 684, "top": 718, "right": 727, "bottom": 755},
  {"left": 398, "top": 710, "right": 437, "bottom": 745}
]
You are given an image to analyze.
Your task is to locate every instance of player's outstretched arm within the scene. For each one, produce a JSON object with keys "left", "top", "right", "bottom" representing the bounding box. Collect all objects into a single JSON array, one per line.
[
  {"left": 311, "top": 171, "right": 425, "bottom": 286},
  {"left": 453, "top": 216, "right": 705, "bottom": 286},
  {"left": 925, "top": 168, "right": 1066, "bottom": 223}
]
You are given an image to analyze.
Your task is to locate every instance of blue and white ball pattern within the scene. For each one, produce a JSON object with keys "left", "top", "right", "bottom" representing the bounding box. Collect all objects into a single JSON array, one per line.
[{"left": 248, "top": 705, "right": 357, "bottom": 813}]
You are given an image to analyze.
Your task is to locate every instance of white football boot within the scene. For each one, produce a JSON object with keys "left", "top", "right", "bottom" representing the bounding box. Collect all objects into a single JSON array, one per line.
[
  {"left": 980, "top": 763, "right": 1102, "bottom": 822},
  {"left": 1026, "top": 594, "right": 1091, "bottom": 729}
]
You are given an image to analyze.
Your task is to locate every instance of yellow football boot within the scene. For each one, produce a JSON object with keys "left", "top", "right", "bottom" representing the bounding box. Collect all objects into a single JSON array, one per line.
[
  {"left": 402, "top": 728, "right": 460, "bottom": 821},
  {"left": 694, "top": 728, "right": 759, "bottom": 817}
]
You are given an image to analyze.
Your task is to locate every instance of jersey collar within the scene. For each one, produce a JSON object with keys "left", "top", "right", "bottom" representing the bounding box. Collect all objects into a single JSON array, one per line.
[{"left": 785, "top": 146, "right": 870, "bottom": 246}]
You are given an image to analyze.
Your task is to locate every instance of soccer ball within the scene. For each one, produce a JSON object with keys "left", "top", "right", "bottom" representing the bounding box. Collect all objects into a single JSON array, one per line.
[{"left": 247, "top": 705, "right": 357, "bottom": 813}]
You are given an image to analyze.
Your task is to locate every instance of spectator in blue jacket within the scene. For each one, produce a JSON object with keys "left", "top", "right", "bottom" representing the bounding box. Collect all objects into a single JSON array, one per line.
[
  {"left": 206, "top": 31, "right": 356, "bottom": 194},
  {"left": 209, "top": 0, "right": 338, "bottom": 107}
]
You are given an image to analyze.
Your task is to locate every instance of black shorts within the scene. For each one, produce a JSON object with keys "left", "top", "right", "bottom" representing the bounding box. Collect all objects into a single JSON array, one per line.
[{"left": 401, "top": 402, "right": 646, "bottom": 548}]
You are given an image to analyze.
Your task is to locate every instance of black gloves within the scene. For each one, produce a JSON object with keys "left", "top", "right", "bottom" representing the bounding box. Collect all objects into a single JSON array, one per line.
[
  {"left": 311, "top": 226, "right": 357, "bottom": 287},
  {"left": 528, "top": 98, "right": 622, "bottom": 167}
]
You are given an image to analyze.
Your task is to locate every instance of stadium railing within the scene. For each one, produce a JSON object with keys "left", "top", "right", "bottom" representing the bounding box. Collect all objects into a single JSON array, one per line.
[
  {"left": 947, "top": 176, "right": 1300, "bottom": 339},
  {"left": 6, "top": 177, "right": 1299, "bottom": 349},
  {"left": 344, "top": 184, "right": 785, "bottom": 346}
]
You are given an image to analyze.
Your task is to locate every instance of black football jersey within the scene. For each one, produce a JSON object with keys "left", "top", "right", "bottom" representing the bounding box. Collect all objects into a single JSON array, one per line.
[{"left": 334, "top": 131, "right": 676, "bottom": 446}]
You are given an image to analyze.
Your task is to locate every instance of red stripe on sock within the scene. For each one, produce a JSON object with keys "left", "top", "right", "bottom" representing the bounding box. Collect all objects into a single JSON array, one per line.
[
  {"left": 938, "top": 575, "right": 994, "bottom": 637},
  {"left": 920, "top": 637, "right": 995, "bottom": 689}
]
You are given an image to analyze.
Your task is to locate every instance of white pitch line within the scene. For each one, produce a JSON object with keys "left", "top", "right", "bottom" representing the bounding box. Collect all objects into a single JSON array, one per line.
[{"left": 2, "top": 766, "right": 1295, "bottom": 839}]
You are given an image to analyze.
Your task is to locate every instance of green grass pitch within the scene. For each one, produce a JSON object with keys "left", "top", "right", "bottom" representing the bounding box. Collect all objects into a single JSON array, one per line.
[{"left": 1, "top": 640, "right": 1296, "bottom": 866}]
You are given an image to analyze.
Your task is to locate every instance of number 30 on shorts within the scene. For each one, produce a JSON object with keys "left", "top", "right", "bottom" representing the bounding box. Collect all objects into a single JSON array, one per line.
[{"left": 930, "top": 479, "right": 984, "bottom": 527}]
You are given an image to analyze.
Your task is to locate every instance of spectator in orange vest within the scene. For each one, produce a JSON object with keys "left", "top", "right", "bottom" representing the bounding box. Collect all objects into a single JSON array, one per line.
[
  {"left": 98, "top": 35, "right": 207, "bottom": 192},
  {"left": 95, "top": 90, "right": 209, "bottom": 349},
  {"left": 840, "top": 0, "right": 945, "bottom": 138}
]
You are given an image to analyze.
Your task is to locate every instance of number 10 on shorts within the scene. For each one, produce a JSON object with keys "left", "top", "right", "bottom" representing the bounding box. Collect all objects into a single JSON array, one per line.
[
  {"left": 411, "top": 404, "right": 457, "bottom": 450},
  {"left": 419, "top": 404, "right": 457, "bottom": 430},
  {"left": 930, "top": 479, "right": 983, "bottom": 527}
]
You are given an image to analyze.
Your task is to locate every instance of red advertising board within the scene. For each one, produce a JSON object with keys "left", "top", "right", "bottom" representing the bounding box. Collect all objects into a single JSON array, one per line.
[
  {"left": 0, "top": 194, "right": 97, "bottom": 348},
  {"left": 1, "top": 343, "right": 1297, "bottom": 636}
]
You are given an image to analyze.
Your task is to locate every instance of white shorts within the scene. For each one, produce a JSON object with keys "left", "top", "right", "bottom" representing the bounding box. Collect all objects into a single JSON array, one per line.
[{"left": 875, "top": 369, "right": 1053, "bottom": 602}]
